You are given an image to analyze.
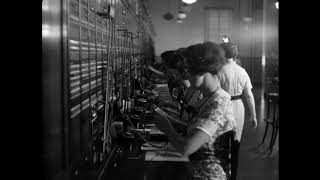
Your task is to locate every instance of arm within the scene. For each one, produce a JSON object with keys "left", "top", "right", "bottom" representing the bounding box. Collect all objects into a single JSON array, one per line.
[
  {"left": 154, "top": 108, "right": 218, "bottom": 156},
  {"left": 155, "top": 107, "right": 187, "bottom": 127},
  {"left": 167, "top": 127, "right": 211, "bottom": 157},
  {"left": 243, "top": 87, "right": 258, "bottom": 128},
  {"left": 147, "top": 65, "right": 167, "bottom": 79},
  {"left": 165, "top": 112, "right": 187, "bottom": 126}
]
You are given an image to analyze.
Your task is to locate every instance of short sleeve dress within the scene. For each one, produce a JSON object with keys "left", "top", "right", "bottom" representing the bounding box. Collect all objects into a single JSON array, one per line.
[
  {"left": 180, "top": 87, "right": 203, "bottom": 123},
  {"left": 217, "top": 60, "right": 253, "bottom": 141},
  {"left": 187, "top": 88, "right": 237, "bottom": 180}
]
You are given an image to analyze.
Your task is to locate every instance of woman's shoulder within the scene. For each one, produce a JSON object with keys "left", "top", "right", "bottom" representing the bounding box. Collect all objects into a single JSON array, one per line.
[
  {"left": 200, "top": 89, "right": 232, "bottom": 115},
  {"left": 209, "top": 89, "right": 236, "bottom": 131},
  {"left": 234, "top": 64, "right": 248, "bottom": 75},
  {"left": 212, "top": 88, "right": 231, "bottom": 103},
  {"left": 197, "top": 89, "right": 235, "bottom": 131}
]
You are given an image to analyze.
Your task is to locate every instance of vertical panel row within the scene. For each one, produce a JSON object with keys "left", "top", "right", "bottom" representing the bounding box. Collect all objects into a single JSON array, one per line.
[{"left": 66, "top": 0, "right": 155, "bottom": 177}]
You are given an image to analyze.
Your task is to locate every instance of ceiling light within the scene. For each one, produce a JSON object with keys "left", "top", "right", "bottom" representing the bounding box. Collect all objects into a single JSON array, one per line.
[
  {"left": 176, "top": 18, "right": 183, "bottom": 23},
  {"left": 177, "top": 11, "right": 187, "bottom": 19},
  {"left": 182, "top": 0, "right": 197, "bottom": 4},
  {"left": 275, "top": 2, "right": 279, "bottom": 9},
  {"left": 242, "top": 17, "right": 252, "bottom": 22},
  {"left": 163, "top": 12, "right": 174, "bottom": 20}
]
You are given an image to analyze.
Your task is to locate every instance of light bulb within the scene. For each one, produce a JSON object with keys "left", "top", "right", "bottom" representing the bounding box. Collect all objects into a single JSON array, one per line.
[
  {"left": 182, "top": 0, "right": 197, "bottom": 4},
  {"left": 275, "top": 2, "right": 279, "bottom": 9},
  {"left": 178, "top": 11, "right": 187, "bottom": 19},
  {"left": 176, "top": 19, "right": 183, "bottom": 23},
  {"left": 242, "top": 17, "right": 252, "bottom": 22},
  {"left": 222, "top": 37, "right": 229, "bottom": 43}
]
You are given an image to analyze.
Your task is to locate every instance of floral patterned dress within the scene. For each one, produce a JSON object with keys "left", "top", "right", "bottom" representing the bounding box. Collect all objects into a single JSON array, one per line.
[
  {"left": 187, "top": 88, "right": 237, "bottom": 180},
  {"left": 180, "top": 87, "right": 203, "bottom": 122}
]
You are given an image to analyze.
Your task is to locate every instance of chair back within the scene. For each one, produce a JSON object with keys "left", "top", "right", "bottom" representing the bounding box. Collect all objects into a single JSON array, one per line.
[
  {"left": 264, "top": 93, "right": 279, "bottom": 123},
  {"left": 214, "top": 130, "right": 237, "bottom": 180}
]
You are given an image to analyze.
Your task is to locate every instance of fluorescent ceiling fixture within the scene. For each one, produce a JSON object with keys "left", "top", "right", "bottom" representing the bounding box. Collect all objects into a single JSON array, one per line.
[
  {"left": 182, "top": 0, "right": 197, "bottom": 4},
  {"left": 275, "top": 2, "right": 279, "bottom": 9}
]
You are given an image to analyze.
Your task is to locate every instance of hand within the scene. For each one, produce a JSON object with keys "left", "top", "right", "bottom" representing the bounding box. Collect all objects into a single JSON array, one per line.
[
  {"left": 250, "top": 116, "right": 258, "bottom": 129},
  {"left": 153, "top": 110, "right": 174, "bottom": 135}
]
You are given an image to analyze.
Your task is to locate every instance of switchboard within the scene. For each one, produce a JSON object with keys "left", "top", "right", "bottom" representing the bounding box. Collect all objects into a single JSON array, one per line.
[{"left": 66, "top": 0, "right": 155, "bottom": 178}]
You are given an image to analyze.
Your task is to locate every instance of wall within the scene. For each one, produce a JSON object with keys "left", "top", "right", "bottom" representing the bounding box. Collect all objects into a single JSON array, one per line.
[
  {"left": 264, "top": 0, "right": 279, "bottom": 91},
  {"left": 149, "top": 0, "right": 238, "bottom": 55},
  {"left": 149, "top": 0, "right": 278, "bottom": 86},
  {"left": 42, "top": 0, "right": 68, "bottom": 179}
]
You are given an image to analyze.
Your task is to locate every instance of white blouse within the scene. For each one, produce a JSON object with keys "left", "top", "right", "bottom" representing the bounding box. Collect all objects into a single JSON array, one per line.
[{"left": 217, "top": 60, "right": 253, "bottom": 96}]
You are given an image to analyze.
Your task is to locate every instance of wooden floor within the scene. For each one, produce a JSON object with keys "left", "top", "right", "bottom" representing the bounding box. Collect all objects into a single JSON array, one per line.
[{"left": 237, "top": 86, "right": 279, "bottom": 180}]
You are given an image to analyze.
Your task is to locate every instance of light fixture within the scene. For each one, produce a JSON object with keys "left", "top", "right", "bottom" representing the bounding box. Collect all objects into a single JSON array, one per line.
[
  {"left": 163, "top": 12, "right": 174, "bottom": 20},
  {"left": 275, "top": 2, "right": 279, "bottom": 9},
  {"left": 222, "top": 35, "right": 230, "bottom": 43},
  {"left": 242, "top": 17, "right": 252, "bottom": 23},
  {"left": 182, "top": 4, "right": 192, "bottom": 13},
  {"left": 182, "top": 0, "right": 197, "bottom": 4},
  {"left": 176, "top": 18, "right": 183, "bottom": 23},
  {"left": 163, "top": 0, "right": 174, "bottom": 21},
  {"left": 177, "top": 11, "right": 187, "bottom": 19}
]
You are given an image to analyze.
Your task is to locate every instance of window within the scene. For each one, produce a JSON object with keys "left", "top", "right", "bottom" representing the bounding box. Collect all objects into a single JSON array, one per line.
[{"left": 204, "top": 8, "right": 233, "bottom": 43}]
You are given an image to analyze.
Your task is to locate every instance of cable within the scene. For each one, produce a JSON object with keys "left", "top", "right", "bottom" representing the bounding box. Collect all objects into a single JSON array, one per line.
[{"left": 121, "top": 113, "right": 167, "bottom": 148}]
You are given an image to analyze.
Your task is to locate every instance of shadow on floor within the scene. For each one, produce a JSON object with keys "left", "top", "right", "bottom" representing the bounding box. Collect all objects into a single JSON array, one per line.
[{"left": 236, "top": 86, "right": 279, "bottom": 180}]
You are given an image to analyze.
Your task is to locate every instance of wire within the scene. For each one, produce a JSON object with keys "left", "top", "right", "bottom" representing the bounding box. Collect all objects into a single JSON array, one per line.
[{"left": 122, "top": 113, "right": 168, "bottom": 148}]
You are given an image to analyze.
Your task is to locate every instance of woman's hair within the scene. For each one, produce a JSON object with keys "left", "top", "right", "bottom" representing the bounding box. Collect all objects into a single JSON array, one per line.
[
  {"left": 185, "top": 41, "right": 226, "bottom": 76},
  {"left": 220, "top": 42, "right": 238, "bottom": 59},
  {"left": 161, "top": 48, "right": 187, "bottom": 75},
  {"left": 160, "top": 50, "right": 174, "bottom": 62}
]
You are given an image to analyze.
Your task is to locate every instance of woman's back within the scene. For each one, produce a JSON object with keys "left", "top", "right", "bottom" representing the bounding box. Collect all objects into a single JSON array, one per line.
[{"left": 218, "top": 61, "right": 252, "bottom": 96}]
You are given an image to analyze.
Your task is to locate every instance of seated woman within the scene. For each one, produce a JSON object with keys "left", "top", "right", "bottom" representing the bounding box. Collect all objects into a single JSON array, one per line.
[
  {"left": 147, "top": 55, "right": 168, "bottom": 84},
  {"left": 153, "top": 42, "right": 237, "bottom": 180},
  {"left": 157, "top": 48, "right": 202, "bottom": 127},
  {"left": 152, "top": 49, "right": 194, "bottom": 131}
]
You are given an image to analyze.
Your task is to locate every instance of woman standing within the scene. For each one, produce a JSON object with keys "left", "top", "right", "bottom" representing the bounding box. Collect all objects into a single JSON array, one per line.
[
  {"left": 218, "top": 42, "right": 257, "bottom": 139},
  {"left": 218, "top": 42, "right": 258, "bottom": 180},
  {"left": 153, "top": 42, "right": 237, "bottom": 180}
]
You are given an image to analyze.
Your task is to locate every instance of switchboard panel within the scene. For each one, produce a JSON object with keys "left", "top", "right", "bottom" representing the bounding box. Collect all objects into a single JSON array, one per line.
[{"left": 66, "top": 0, "right": 155, "bottom": 178}]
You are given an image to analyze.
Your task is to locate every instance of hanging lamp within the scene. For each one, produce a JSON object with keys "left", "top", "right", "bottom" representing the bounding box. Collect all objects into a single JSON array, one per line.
[
  {"left": 182, "top": 0, "right": 197, "bottom": 4},
  {"left": 163, "top": 0, "right": 174, "bottom": 20}
]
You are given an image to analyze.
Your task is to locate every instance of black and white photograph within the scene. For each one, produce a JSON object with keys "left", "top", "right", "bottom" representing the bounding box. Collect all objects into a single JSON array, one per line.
[{"left": 42, "top": 0, "right": 279, "bottom": 179}]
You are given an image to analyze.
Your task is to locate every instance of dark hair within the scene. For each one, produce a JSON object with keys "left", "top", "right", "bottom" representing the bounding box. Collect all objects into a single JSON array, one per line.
[
  {"left": 160, "top": 50, "right": 174, "bottom": 63},
  {"left": 160, "top": 49, "right": 187, "bottom": 75},
  {"left": 185, "top": 41, "right": 226, "bottom": 75},
  {"left": 220, "top": 42, "right": 238, "bottom": 59},
  {"left": 176, "top": 48, "right": 188, "bottom": 56}
]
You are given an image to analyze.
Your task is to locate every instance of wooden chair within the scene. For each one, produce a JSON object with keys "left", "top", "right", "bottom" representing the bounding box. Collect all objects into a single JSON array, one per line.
[
  {"left": 256, "top": 93, "right": 279, "bottom": 156},
  {"left": 214, "top": 130, "right": 237, "bottom": 180}
]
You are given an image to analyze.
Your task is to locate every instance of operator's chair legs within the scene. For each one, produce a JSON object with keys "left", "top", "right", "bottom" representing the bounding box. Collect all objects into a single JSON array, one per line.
[
  {"left": 230, "top": 140, "right": 240, "bottom": 180},
  {"left": 259, "top": 93, "right": 279, "bottom": 158}
]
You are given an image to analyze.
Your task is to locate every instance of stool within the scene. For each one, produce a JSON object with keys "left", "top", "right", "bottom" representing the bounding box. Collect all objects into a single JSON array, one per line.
[{"left": 256, "top": 92, "right": 279, "bottom": 156}]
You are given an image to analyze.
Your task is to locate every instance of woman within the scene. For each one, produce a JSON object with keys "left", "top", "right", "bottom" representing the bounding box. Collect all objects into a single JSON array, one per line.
[
  {"left": 218, "top": 42, "right": 257, "bottom": 138},
  {"left": 218, "top": 42, "right": 257, "bottom": 180},
  {"left": 158, "top": 48, "right": 203, "bottom": 126},
  {"left": 147, "top": 54, "right": 168, "bottom": 84},
  {"left": 153, "top": 42, "right": 237, "bottom": 180},
  {"left": 154, "top": 49, "right": 202, "bottom": 132},
  {"left": 146, "top": 49, "right": 196, "bottom": 130}
]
